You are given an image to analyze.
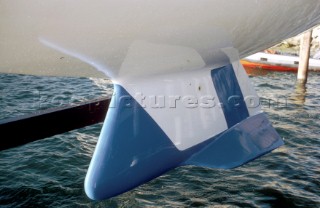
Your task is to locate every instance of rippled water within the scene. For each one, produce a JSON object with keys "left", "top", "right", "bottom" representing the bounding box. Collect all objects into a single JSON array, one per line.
[{"left": 0, "top": 70, "right": 319, "bottom": 207}]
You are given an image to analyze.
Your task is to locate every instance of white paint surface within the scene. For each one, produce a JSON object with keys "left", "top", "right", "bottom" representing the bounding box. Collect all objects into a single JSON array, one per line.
[{"left": 1, "top": 0, "right": 320, "bottom": 78}]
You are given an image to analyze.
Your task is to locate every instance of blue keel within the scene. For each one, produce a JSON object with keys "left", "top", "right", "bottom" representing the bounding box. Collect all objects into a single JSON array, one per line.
[
  {"left": 85, "top": 86, "right": 283, "bottom": 200},
  {"left": 85, "top": 64, "right": 284, "bottom": 200}
]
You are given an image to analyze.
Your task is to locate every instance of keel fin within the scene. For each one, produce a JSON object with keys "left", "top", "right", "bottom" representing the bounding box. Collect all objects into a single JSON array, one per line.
[{"left": 183, "top": 113, "right": 284, "bottom": 169}]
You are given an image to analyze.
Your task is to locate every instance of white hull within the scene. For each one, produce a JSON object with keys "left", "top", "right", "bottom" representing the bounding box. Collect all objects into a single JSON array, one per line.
[{"left": 1, "top": 0, "right": 320, "bottom": 79}]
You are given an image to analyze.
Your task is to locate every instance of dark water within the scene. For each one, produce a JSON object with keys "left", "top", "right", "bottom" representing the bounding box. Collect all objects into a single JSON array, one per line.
[{"left": 0, "top": 70, "right": 319, "bottom": 207}]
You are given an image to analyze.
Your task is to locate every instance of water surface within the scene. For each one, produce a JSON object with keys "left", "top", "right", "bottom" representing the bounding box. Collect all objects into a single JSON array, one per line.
[{"left": 0, "top": 70, "right": 319, "bottom": 207}]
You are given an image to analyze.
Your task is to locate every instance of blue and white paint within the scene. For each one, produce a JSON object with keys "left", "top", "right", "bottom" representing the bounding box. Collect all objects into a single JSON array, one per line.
[
  {"left": 3, "top": 0, "right": 320, "bottom": 201},
  {"left": 85, "top": 62, "right": 283, "bottom": 200}
]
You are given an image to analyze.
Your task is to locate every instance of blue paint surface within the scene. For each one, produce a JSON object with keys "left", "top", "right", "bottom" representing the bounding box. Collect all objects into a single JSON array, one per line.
[
  {"left": 85, "top": 85, "right": 186, "bottom": 200},
  {"left": 211, "top": 64, "right": 249, "bottom": 127},
  {"left": 85, "top": 82, "right": 283, "bottom": 200},
  {"left": 184, "top": 113, "right": 284, "bottom": 169}
]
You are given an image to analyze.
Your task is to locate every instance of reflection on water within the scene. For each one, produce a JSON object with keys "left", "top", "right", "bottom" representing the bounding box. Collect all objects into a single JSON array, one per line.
[{"left": 293, "top": 83, "right": 307, "bottom": 106}]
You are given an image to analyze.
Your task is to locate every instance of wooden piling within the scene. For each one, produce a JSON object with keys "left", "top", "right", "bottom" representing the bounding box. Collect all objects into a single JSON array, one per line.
[{"left": 297, "top": 30, "right": 313, "bottom": 84}]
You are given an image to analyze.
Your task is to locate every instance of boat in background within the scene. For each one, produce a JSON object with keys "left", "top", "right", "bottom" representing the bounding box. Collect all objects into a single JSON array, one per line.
[{"left": 242, "top": 52, "right": 320, "bottom": 72}]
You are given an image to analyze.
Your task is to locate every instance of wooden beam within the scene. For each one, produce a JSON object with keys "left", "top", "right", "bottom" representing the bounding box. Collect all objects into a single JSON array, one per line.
[
  {"left": 297, "top": 30, "right": 313, "bottom": 84},
  {"left": 0, "top": 97, "right": 110, "bottom": 151}
]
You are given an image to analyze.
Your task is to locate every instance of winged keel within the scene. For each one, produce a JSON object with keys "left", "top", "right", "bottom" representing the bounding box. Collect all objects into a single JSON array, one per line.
[{"left": 85, "top": 62, "right": 283, "bottom": 200}]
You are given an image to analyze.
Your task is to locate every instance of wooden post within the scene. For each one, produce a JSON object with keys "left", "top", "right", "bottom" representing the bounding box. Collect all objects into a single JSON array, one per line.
[{"left": 297, "top": 30, "right": 313, "bottom": 84}]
